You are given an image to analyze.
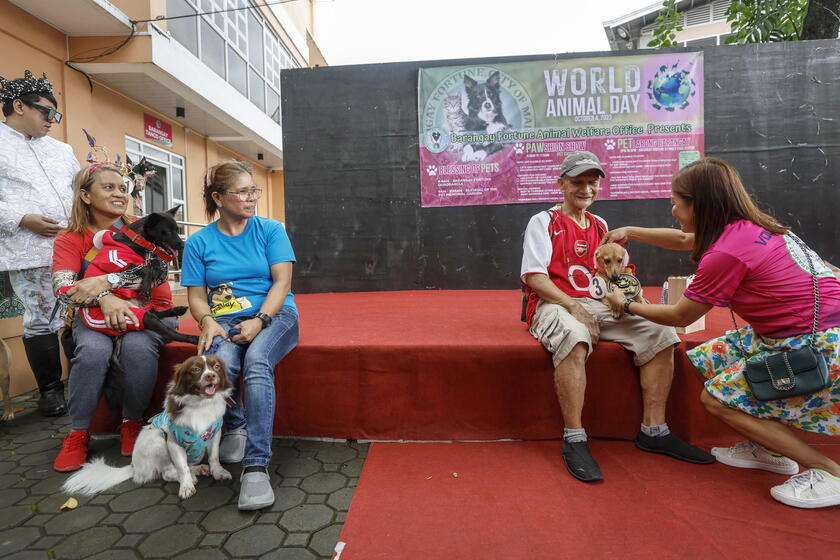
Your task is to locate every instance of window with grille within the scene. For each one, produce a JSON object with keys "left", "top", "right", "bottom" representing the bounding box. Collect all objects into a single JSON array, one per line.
[{"left": 166, "top": 0, "right": 300, "bottom": 125}]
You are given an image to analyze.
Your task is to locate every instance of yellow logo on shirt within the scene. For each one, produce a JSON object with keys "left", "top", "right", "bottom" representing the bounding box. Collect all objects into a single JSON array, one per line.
[{"left": 209, "top": 282, "right": 252, "bottom": 316}]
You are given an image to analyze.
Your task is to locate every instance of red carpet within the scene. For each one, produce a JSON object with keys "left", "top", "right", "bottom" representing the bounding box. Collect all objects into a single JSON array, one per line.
[
  {"left": 89, "top": 289, "right": 833, "bottom": 445},
  {"left": 336, "top": 440, "right": 840, "bottom": 559}
]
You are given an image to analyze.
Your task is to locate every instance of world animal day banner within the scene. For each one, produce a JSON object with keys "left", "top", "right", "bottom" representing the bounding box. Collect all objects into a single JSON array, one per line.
[{"left": 417, "top": 52, "right": 704, "bottom": 207}]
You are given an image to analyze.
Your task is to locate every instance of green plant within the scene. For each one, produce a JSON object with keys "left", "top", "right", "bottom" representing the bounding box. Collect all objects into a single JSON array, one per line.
[
  {"left": 647, "top": 0, "right": 684, "bottom": 47},
  {"left": 646, "top": 0, "right": 839, "bottom": 47}
]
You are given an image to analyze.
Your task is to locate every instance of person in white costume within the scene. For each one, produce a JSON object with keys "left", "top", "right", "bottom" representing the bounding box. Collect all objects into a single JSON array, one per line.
[{"left": 0, "top": 70, "right": 79, "bottom": 416}]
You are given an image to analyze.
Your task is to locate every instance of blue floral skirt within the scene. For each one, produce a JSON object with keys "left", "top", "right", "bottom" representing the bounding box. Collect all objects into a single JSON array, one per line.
[{"left": 687, "top": 326, "right": 840, "bottom": 436}]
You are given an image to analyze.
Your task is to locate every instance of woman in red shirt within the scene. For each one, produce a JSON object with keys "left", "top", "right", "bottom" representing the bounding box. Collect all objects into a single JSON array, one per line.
[{"left": 52, "top": 163, "right": 176, "bottom": 472}]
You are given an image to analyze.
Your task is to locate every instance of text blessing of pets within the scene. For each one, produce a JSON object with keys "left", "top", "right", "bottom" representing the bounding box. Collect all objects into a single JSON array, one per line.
[{"left": 543, "top": 66, "right": 640, "bottom": 118}]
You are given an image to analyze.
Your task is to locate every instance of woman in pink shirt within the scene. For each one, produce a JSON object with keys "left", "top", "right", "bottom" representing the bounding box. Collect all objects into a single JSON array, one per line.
[{"left": 603, "top": 157, "right": 840, "bottom": 509}]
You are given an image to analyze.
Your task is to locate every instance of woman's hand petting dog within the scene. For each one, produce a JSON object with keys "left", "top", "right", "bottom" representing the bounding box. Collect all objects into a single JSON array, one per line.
[
  {"left": 66, "top": 275, "right": 112, "bottom": 305},
  {"left": 229, "top": 318, "right": 263, "bottom": 345},
  {"left": 99, "top": 295, "right": 139, "bottom": 332},
  {"left": 601, "top": 226, "right": 630, "bottom": 246}
]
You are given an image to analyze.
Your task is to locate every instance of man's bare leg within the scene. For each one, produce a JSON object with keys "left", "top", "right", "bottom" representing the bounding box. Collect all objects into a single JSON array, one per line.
[
  {"left": 638, "top": 346, "right": 672, "bottom": 427},
  {"left": 553, "top": 342, "right": 588, "bottom": 429}
]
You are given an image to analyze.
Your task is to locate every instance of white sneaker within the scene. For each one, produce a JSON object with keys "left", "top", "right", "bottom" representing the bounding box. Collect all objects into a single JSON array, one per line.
[
  {"left": 219, "top": 426, "right": 247, "bottom": 464},
  {"left": 711, "top": 441, "right": 799, "bottom": 475},
  {"left": 770, "top": 469, "right": 840, "bottom": 509}
]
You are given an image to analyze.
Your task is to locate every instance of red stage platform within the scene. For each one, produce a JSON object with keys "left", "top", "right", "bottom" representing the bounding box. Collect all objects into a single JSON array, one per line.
[{"left": 89, "top": 289, "right": 832, "bottom": 446}]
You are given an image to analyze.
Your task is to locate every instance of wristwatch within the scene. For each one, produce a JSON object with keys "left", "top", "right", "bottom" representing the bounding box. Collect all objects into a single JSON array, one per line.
[
  {"left": 106, "top": 273, "right": 120, "bottom": 289},
  {"left": 255, "top": 312, "right": 272, "bottom": 328},
  {"left": 623, "top": 299, "right": 635, "bottom": 316}
]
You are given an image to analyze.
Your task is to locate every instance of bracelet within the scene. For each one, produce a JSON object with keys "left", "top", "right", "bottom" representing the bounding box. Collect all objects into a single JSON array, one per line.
[
  {"left": 198, "top": 313, "right": 214, "bottom": 327},
  {"left": 95, "top": 290, "right": 112, "bottom": 303},
  {"left": 623, "top": 299, "right": 635, "bottom": 316}
]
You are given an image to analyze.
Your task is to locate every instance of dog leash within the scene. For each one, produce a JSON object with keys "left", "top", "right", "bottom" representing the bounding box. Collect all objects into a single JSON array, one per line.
[{"left": 118, "top": 226, "right": 174, "bottom": 262}]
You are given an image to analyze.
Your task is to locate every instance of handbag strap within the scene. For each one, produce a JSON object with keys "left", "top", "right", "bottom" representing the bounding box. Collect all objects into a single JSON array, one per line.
[{"left": 729, "top": 232, "right": 821, "bottom": 357}]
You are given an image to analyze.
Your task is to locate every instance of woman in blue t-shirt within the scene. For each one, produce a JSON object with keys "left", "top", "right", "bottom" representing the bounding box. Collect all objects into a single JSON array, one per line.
[{"left": 181, "top": 160, "right": 299, "bottom": 511}]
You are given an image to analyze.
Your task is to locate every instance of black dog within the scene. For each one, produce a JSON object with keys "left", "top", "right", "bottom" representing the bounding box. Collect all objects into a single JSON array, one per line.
[
  {"left": 462, "top": 71, "right": 509, "bottom": 160},
  {"left": 91, "top": 206, "right": 199, "bottom": 413}
]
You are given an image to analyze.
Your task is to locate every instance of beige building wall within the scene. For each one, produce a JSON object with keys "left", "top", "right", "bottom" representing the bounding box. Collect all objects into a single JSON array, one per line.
[{"left": 0, "top": 0, "right": 292, "bottom": 396}]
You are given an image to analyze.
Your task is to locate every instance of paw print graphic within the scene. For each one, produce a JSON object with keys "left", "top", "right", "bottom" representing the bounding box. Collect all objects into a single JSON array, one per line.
[
  {"left": 604, "top": 139, "right": 616, "bottom": 151},
  {"left": 513, "top": 142, "right": 525, "bottom": 155},
  {"left": 426, "top": 165, "right": 438, "bottom": 176}
]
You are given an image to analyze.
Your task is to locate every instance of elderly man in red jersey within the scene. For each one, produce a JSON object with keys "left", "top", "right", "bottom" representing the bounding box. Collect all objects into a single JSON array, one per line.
[{"left": 520, "top": 151, "right": 714, "bottom": 482}]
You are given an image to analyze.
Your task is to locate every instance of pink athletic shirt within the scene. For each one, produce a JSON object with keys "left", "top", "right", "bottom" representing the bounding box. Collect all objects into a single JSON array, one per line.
[{"left": 684, "top": 220, "right": 840, "bottom": 337}]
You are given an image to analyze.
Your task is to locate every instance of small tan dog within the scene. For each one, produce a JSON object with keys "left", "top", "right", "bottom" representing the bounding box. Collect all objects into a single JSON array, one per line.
[
  {"left": 593, "top": 243, "right": 647, "bottom": 318},
  {"left": 1, "top": 338, "right": 13, "bottom": 421}
]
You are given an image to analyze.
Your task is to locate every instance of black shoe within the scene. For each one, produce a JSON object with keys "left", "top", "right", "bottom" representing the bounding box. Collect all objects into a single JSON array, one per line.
[
  {"left": 561, "top": 441, "right": 604, "bottom": 482},
  {"left": 38, "top": 383, "right": 67, "bottom": 417},
  {"left": 635, "top": 430, "right": 715, "bottom": 464}
]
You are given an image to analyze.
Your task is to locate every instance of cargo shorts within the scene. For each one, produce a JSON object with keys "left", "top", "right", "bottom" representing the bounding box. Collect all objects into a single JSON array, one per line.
[{"left": 529, "top": 297, "right": 680, "bottom": 368}]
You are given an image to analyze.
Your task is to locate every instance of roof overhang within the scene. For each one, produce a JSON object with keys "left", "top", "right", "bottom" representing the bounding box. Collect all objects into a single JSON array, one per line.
[
  {"left": 75, "top": 25, "right": 283, "bottom": 168},
  {"left": 9, "top": 0, "right": 132, "bottom": 35}
]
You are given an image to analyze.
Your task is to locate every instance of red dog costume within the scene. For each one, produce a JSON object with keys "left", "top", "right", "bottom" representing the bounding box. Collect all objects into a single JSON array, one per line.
[{"left": 56, "top": 229, "right": 171, "bottom": 336}]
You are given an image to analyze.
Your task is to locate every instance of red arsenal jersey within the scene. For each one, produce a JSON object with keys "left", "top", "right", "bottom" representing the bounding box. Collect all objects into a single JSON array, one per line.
[{"left": 520, "top": 206, "right": 607, "bottom": 325}]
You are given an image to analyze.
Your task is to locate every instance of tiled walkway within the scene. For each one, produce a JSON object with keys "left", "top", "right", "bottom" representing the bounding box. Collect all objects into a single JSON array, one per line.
[{"left": 0, "top": 391, "right": 367, "bottom": 559}]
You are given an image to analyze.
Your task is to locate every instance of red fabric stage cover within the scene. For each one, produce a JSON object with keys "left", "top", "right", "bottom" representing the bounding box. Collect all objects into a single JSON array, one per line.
[
  {"left": 90, "top": 289, "right": 832, "bottom": 445},
  {"left": 336, "top": 440, "right": 840, "bottom": 559}
]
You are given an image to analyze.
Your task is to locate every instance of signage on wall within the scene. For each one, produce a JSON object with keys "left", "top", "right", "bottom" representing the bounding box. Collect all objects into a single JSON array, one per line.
[
  {"left": 417, "top": 51, "right": 704, "bottom": 207},
  {"left": 143, "top": 113, "right": 173, "bottom": 147}
]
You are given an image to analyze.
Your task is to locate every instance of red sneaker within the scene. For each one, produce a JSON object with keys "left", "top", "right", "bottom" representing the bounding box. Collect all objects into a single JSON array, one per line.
[
  {"left": 120, "top": 420, "right": 143, "bottom": 457},
  {"left": 54, "top": 430, "right": 90, "bottom": 472}
]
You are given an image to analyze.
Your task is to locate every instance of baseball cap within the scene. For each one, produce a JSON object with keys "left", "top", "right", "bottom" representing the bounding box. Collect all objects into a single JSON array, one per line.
[{"left": 559, "top": 151, "right": 605, "bottom": 177}]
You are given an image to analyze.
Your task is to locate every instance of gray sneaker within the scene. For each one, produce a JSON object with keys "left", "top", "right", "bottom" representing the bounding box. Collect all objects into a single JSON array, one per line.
[
  {"left": 238, "top": 469, "right": 274, "bottom": 510},
  {"left": 219, "top": 426, "right": 247, "bottom": 464}
]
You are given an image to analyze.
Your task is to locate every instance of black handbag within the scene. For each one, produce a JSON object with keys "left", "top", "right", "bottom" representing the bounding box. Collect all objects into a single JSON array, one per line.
[{"left": 731, "top": 234, "right": 831, "bottom": 401}]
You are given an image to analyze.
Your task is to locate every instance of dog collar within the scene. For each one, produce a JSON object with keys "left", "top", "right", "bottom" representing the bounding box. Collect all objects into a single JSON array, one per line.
[{"left": 118, "top": 227, "right": 174, "bottom": 262}]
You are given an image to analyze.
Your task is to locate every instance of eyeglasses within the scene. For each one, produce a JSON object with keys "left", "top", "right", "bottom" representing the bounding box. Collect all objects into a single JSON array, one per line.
[
  {"left": 225, "top": 187, "right": 263, "bottom": 200},
  {"left": 26, "top": 102, "right": 63, "bottom": 123}
]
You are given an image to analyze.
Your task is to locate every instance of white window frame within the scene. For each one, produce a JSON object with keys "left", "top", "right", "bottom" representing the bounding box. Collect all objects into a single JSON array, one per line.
[{"left": 125, "top": 136, "right": 187, "bottom": 222}]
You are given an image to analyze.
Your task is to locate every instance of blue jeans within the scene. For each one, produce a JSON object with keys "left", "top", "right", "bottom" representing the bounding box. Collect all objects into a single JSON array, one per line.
[
  {"left": 206, "top": 306, "right": 299, "bottom": 468},
  {"left": 68, "top": 313, "right": 175, "bottom": 430}
]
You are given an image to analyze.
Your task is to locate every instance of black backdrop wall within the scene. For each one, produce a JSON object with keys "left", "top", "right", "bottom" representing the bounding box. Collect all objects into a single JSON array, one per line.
[{"left": 280, "top": 40, "right": 840, "bottom": 293}]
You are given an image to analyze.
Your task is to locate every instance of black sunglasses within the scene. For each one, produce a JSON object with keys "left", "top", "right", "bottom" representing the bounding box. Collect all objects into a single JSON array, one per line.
[{"left": 26, "top": 102, "right": 63, "bottom": 123}]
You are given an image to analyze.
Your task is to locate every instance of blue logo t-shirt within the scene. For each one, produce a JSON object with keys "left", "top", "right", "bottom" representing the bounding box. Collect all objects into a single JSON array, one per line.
[{"left": 181, "top": 216, "right": 296, "bottom": 317}]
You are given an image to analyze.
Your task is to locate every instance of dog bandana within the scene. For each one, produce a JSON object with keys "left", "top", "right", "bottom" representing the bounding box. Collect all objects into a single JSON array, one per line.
[{"left": 149, "top": 411, "right": 223, "bottom": 463}]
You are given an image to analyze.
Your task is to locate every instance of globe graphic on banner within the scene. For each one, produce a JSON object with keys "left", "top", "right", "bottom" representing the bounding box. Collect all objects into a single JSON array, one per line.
[{"left": 652, "top": 70, "right": 692, "bottom": 107}]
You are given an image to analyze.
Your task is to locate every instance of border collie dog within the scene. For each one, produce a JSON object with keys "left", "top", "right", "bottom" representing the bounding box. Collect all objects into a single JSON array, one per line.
[
  {"left": 62, "top": 355, "right": 233, "bottom": 499},
  {"left": 462, "top": 71, "right": 509, "bottom": 161},
  {"left": 464, "top": 71, "right": 508, "bottom": 133}
]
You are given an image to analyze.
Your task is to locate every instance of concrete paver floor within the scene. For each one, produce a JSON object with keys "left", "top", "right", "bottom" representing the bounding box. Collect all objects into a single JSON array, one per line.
[{"left": 0, "top": 390, "right": 367, "bottom": 559}]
